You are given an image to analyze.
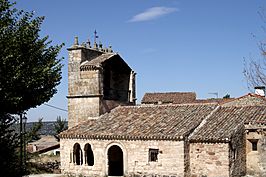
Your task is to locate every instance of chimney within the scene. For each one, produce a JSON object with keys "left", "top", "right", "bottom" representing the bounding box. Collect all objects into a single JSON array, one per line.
[{"left": 254, "top": 86, "right": 265, "bottom": 96}]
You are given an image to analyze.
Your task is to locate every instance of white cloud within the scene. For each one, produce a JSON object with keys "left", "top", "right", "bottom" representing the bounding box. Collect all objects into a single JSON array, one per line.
[{"left": 129, "top": 6, "right": 178, "bottom": 22}]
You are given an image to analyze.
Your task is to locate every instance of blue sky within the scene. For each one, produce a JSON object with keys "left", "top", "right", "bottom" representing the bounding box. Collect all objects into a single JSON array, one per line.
[{"left": 15, "top": 0, "right": 266, "bottom": 122}]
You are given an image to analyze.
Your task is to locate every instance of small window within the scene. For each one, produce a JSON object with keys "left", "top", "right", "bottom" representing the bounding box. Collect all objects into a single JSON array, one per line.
[
  {"left": 149, "top": 149, "right": 159, "bottom": 162},
  {"left": 252, "top": 141, "right": 258, "bottom": 151}
]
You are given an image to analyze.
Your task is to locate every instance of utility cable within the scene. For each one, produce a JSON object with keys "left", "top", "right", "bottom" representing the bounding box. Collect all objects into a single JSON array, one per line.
[{"left": 44, "top": 103, "right": 68, "bottom": 112}]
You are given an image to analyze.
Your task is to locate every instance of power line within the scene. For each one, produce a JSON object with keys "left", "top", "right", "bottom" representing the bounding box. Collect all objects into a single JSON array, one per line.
[{"left": 44, "top": 103, "right": 68, "bottom": 112}]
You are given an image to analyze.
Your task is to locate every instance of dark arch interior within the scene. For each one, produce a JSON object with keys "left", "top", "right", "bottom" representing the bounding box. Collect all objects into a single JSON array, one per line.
[
  {"left": 73, "top": 143, "right": 83, "bottom": 165},
  {"left": 102, "top": 56, "right": 131, "bottom": 102},
  {"left": 85, "top": 143, "right": 94, "bottom": 166},
  {"left": 108, "top": 145, "right": 123, "bottom": 176}
]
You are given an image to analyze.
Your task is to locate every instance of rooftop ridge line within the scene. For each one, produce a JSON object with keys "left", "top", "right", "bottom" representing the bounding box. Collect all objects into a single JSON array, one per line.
[
  {"left": 188, "top": 105, "right": 220, "bottom": 141},
  {"left": 120, "top": 102, "right": 218, "bottom": 109}
]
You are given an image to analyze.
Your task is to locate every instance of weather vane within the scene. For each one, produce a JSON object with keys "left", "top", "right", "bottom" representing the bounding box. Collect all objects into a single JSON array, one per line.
[{"left": 94, "top": 30, "right": 99, "bottom": 44}]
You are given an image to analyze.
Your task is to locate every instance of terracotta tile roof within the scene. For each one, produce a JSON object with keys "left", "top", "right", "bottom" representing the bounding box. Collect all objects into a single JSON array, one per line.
[
  {"left": 87, "top": 53, "right": 115, "bottom": 66},
  {"left": 189, "top": 106, "right": 266, "bottom": 142},
  {"left": 141, "top": 92, "right": 196, "bottom": 104},
  {"left": 221, "top": 93, "right": 266, "bottom": 107},
  {"left": 32, "top": 144, "right": 60, "bottom": 154},
  {"left": 80, "top": 53, "right": 131, "bottom": 72},
  {"left": 60, "top": 104, "right": 216, "bottom": 140},
  {"left": 27, "top": 135, "right": 59, "bottom": 153},
  {"left": 194, "top": 98, "right": 234, "bottom": 104}
]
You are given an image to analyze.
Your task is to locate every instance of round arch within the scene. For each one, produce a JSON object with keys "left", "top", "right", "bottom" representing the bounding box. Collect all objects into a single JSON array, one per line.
[
  {"left": 105, "top": 142, "right": 127, "bottom": 176},
  {"left": 73, "top": 143, "right": 83, "bottom": 165},
  {"left": 84, "top": 143, "right": 94, "bottom": 166}
]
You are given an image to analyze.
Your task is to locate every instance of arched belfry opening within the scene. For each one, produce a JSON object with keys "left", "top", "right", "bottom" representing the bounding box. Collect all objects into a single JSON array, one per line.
[
  {"left": 84, "top": 143, "right": 94, "bottom": 166},
  {"left": 102, "top": 56, "right": 131, "bottom": 102},
  {"left": 107, "top": 145, "right": 124, "bottom": 176},
  {"left": 73, "top": 143, "right": 83, "bottom": 165}
]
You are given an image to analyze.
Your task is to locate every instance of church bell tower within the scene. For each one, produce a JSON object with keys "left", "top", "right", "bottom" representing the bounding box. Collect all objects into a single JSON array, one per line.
[{"left": 67, "top": 35, "right": 136, "bottom": 128}]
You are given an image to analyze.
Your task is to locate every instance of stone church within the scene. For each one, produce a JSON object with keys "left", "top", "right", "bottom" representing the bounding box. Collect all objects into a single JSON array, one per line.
[{"left": 60, "top": 36, "right": 266, "bottom": 177}]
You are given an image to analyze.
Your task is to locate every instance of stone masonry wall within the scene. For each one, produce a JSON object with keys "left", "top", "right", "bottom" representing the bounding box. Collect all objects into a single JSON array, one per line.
[
  {"left": 68, "top": 50, "right": 81, "bottom": 95},
  {"left": 68, "top": 48, "right": 103, "bottom": 128},
  {"left": 190, "top": 143, "right": 229, "bottom": 177},
  {"left": 78, "top": 69, "right": 102, "bottom": 96},
  {"left": 246, "top": 125, "right": 266, "bottom": 176},
  {"left": 60, "top": 138, "right": 185, "bottom": 177},
  {"left": 229, "top": 126, "right": 246, "bottom": 176},
  {"left": 68, "top": 97, "right": 100, "bottom": 128}
]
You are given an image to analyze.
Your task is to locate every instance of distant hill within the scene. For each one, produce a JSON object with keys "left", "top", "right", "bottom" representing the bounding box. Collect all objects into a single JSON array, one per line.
[{"left": 13, "top": 121, "right": 68, "bottom": 135}]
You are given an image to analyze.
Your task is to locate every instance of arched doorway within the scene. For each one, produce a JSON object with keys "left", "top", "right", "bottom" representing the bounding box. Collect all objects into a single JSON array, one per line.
[{"left": 107, "top": 145, "right": 123, "bottom": 176}]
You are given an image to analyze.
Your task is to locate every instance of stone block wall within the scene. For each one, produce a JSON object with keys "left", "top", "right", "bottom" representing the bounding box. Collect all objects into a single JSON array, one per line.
[
  {"left": 246, "top": 124, "right": 266, "bottom": 176},
  {"left": 68, "top": 49, "right": 86, "bottom": 95},
  {"left": 60, "top": 138, "right": 185, "bottom": 177},
  {"left": 68, "top": 97, "right": 100, "bottom": 128},
  {"left": 77, "top": 69, "right": 102, "bottom": 95},
  {"left": 190, "top": 142, "right": 229, "bottom": 177},
  {"left": 229, "top": 126, "right": 246, "bottom": 176},
  {"left": 68, "top": 48, "right": 104, "bottom": 128}
]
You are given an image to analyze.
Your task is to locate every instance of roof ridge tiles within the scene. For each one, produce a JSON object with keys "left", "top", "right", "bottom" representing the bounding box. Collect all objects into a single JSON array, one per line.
[
  {"left": 145, "top": 91, "right": 196, "bottom": 94},
  {"left": 188, "top": 105, "right": 220, "bottom": 141},
  {"left": 118, "top": 102, "right": 218, "bottom": 109}
]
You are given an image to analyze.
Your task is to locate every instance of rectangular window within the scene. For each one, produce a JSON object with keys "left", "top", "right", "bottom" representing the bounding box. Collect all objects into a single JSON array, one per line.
[
  {"left": 252, "top": 141, "right": 258, "bottom": 151},
  {"left": 149, "top": 149, "right": 159, "bottom": 162}
]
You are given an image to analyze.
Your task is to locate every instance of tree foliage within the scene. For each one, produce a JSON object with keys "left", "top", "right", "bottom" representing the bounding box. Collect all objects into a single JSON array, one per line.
[
  {"left": 244, "top": 8, "right": 266, "bottom": 88},
  {"left": 54, "top": 116, "right": 67, "bottom": 141},
  {"left": 223, "top": 94, "right": 230, "bottom": 99},
  {"left": 26, "top": 118, "right": 43, "bottom": 142},
  {"left": 0, "top": 114, "right": 21, "bottom": 177},
  {"left": 0, "top": 0, "right": 63, "bottom": 176},
  {"left": 0, "top": 0, "right": 63, "bottom": 115}
]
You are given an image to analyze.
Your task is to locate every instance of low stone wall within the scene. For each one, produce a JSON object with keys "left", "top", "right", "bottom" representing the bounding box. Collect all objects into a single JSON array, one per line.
[{"left": 28, "top": 161, "right": 60, "bottom": 174}]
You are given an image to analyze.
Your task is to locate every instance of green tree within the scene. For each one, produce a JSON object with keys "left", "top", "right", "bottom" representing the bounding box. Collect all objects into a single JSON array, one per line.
[
  {"left": 223, "top": 94, "right": 230, "bottom": 99},
  {"left": 0, "top": 114, "right": 20, "bottom": 177},
  {"left": 0, "top": 0, "right": 63, "bottom": 115},
  {"left": 53, "top": 116, "right": 67, "bottom": 141},
  {"left": 0, "top": 0, "right": 63, "bottom": 176},
  {"left": 26, "top": 118, "right": 43, "bottom": 142}
]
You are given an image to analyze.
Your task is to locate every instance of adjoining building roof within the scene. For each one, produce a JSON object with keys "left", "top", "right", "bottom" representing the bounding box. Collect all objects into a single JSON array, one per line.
[
  {"left": 221, "top": 93, "right": 266, "bottom": 107},
  {"left": 194, "top": 98, "right": 234, "bottom": 104},
  {"left": 60, "top": 104, "right": 216, "bottom": 141},
  {"left": 189, "top": 106, "right": 266, "bottom": 142},
  {"left": 27, "top": 135, "right": 59, "bottom": 154},
  {"left": 141, "top": 92, "right": 196, "bottom": 104}
]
